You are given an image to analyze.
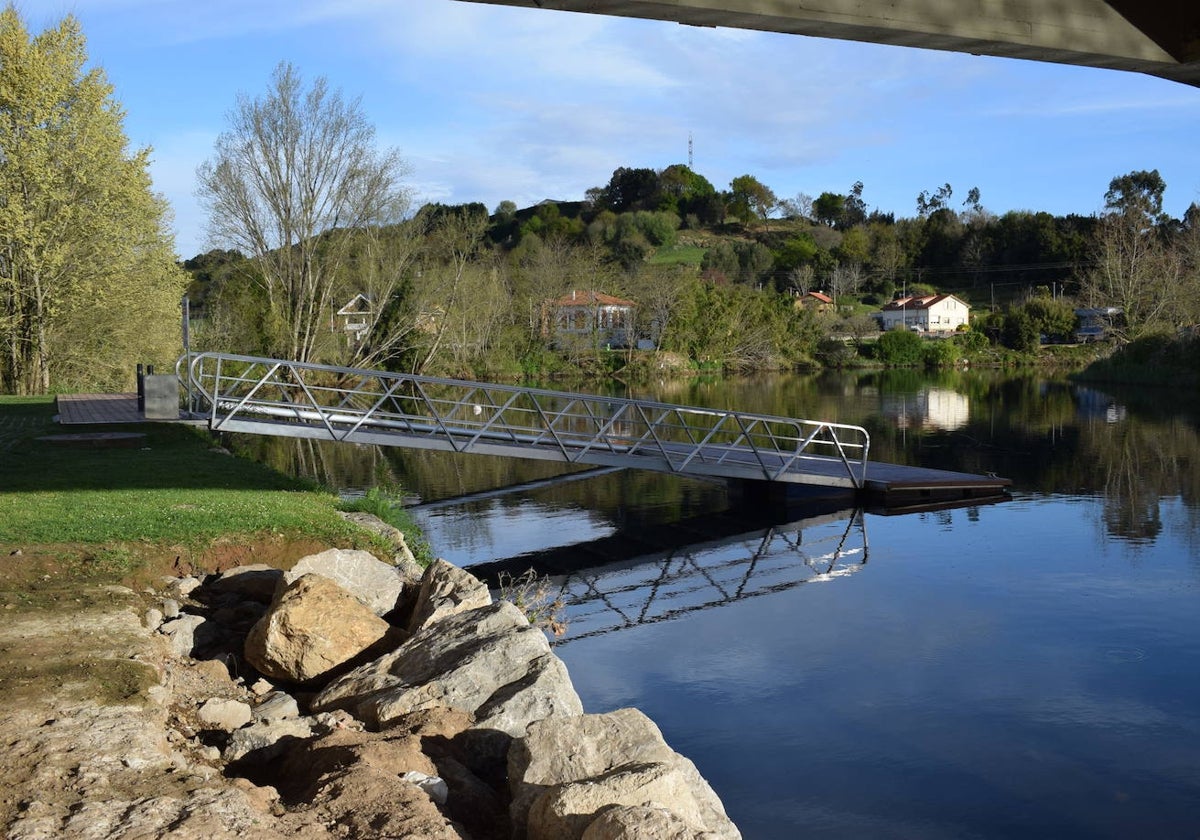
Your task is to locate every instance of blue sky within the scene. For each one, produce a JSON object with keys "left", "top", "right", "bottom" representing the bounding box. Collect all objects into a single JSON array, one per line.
[{"left": 40, "top": 0, "right": 1200, "bottom": 259}]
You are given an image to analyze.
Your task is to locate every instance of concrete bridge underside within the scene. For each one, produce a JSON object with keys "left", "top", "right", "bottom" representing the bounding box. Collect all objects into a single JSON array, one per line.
[{"left": 457, "top": 0, "right": 1200, "bottom": 87}]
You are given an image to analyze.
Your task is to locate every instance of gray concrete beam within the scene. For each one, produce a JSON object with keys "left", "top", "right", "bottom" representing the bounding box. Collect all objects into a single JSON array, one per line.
[{"left": 456, "top": 0, "right": 1200, "bottom": 87}]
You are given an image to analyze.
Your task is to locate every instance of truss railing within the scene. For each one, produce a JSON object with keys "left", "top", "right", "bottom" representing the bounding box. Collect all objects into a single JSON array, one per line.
[
  {"left": 179, "top": 352, "right": 870, "bottom": 488},
  {"left": 550, "top": 509, "right": 869, "bottom": 644}
]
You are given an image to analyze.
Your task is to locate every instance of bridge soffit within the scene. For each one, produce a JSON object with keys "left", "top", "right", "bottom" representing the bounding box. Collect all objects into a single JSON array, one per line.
[{"left": 456, "top": 0, "right": 1200, "bottom": 87}]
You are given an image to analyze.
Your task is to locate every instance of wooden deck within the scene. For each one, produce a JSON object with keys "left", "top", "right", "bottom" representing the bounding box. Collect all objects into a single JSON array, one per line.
[{"left": 56, "top": 393, "right": 142, "bottom": 425}]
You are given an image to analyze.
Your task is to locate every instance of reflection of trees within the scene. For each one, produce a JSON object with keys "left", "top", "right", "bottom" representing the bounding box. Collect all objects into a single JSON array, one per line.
[
  {"left": 228, "top": 370, "right": 1200, "bottom": 551},
  {"left": 1089, "top": 416, "right": 1199, "bottom": 544},
  {"left": 228, "top": 436, "right": 399, "bottom": 494}
]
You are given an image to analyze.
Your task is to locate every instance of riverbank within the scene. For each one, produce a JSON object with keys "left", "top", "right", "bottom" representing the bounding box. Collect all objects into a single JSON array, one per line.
[
  {"left": 0, "top": 544, "right": 739, "bottom": 838},
  {"left": 0, "top": 398, "right": 739, "bottom": 837}
]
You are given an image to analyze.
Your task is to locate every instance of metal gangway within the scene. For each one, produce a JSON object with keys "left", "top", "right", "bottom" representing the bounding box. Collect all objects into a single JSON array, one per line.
[{"left": 179, "top": 352, "right": 870, "bottom": 490}]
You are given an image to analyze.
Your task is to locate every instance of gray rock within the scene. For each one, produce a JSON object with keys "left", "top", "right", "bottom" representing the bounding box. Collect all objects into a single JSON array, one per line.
[
  {"left": 401, "top": 770, "right": 449, "bottom": 805},
  {"left": 529, "top": 762, "right": 710, "bottom": 840},
  {"left": 197, "top": 698, "right": 252, "bottom": 732},
  {"left": 405, "top": 557, "right": 492, "bottom": 633},
  {"left": 581, "top": 805, "right": 703, "bottom": 840},
  {"left": 251, "top": 691, "right": 299, "bottom": 724},
  {"left": 339, "top": 511, "right": 423, "bottom": 573},
  {"left": 223, "top": 717, "right": 315, "bottom": 764},
  {"left": 312, "top": 599, "right": 582, "bottom": 733},
  {"left": 160, "top": 614, "right": 219, "bottom": 658},
  {"left": 510, "top": 708, "right": 740, "bottom": 840},
  {"left": 163, "top": 575, "right": 202, "bottom": 598},
  {"left": 161, "top": 598, "right": 181, "bottom": 619},
  {"left": 280, "top": 547, "right": 405, "bottom": 616},
  {"left": 143, "top": 607, "right": 164, "bottom": 631}
]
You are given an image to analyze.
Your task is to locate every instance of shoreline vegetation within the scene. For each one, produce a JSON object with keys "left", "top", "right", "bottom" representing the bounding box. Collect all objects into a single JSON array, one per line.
[{"left": 0, "top": 328, "right": 1175, "bottom": 594}]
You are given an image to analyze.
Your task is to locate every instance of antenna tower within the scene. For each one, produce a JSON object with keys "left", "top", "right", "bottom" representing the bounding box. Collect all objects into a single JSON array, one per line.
[{"left": 688, "top": 132, "right": 693, "bottom": 169}]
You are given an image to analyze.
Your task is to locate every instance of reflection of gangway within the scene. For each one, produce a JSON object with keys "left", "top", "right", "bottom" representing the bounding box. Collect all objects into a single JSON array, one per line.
[
  {"left": 180, "top": 352, "right": 1011, "bottom": 503},
  {"left": 473, "top": 504, "right": 869, "bottom": 644}
]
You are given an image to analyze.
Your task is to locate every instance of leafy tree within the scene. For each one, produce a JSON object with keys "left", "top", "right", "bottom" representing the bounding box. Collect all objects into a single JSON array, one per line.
[
  {"left": 728, "top": 175, "right": 776, "bottom": 225},
  {"left": 659, "top": 164, "right": 716, "bottom": 219},
  {"left": 1081, "top": 170, "right": 1183, "bottom": 338},
  {"left": 1022, "top": 295, "right": 1076, "bottom": 342},
  {"left": 916, "top": 183, "right": 953, "bottom": 218},
  {"left": 596, "top": 167, "right": 661, "bottom": 214},
  {"left": 813, "top": 192, "right": 846, "bottom": 228},
  {"left": 1001, "top": 309, "right": 1040, "bottom": 351},
  {"left": 0, "top": 7, "right": 187, "bottom": 393},
  {"left": 813, "top": 183, "right": 867, "bottom": 230},
  {"left": 1104, "top": 169, "right": 1166, "bottom": 229},
  {"left": 197, "top": 61, "right": 411, "bottom": 363},
  {"left": 836, "top": 226, "right": 871, "bottom": 266}
]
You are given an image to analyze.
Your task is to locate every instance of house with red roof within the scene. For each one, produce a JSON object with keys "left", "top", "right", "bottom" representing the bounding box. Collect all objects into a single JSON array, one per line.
[
  {"left": 877, "top": 293, "right": 970, "bottom": 334},
  {"left": 794, "top": 290, "right": 835, "bottom": 314}
]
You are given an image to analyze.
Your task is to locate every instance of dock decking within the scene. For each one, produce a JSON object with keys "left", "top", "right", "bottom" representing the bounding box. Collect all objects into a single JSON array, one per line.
[{"left": 56, "top": 393, "right": 142, "bottom": 425}]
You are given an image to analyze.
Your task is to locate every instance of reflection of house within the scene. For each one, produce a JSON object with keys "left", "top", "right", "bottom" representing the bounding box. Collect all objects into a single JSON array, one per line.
[
  {"left": 547, "top": 290, "right": 636, "bottom": 348},
  {"left": 794, "top": 291, "right": 834, "bottom": 313},
  {"left": 335, "top": 293, "right": 373, "bottom": 344},
  {"left": 882, "top": 387, "right": 970, "bottom": 431},
  {"left": 1074, "top": 307, "right": 1122, "bottom": 343},
  {"left": 877, "top": 294, "right": 970, "bottom": 334}
]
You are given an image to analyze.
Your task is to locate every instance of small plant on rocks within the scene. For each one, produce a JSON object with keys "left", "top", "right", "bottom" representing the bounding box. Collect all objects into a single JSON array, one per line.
[{"left": 496, "top": 568, "right": 568, "bottom": 637}]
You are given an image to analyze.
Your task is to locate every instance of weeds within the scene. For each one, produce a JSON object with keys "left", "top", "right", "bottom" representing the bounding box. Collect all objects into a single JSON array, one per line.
[
  {"left": 496, "top": 568, "right": 568, "bottom": 637},
  {"left": 337, "top": 485, "right": 434, "bottom": 566}
]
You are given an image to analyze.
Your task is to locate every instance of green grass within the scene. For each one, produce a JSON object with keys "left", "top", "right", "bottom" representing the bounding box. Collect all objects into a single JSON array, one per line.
[
  {"left": 649, "top": 244, "right": 706, "bottom": 266},
  {"left": 0, "top": 396, "right": 379, "bottom": 554}
]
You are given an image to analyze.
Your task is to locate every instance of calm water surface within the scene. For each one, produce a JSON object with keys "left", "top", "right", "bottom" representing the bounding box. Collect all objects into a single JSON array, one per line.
[{"left": 241, "top": 370, "right": 1200, "bottom": 838}]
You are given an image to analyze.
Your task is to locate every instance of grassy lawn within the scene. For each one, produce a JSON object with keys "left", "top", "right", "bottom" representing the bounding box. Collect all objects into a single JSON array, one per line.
[
  {"left": 649, "top": 244, "right": 706, "bottom": 267},
  {"left": 0, "top": 396, "right": 388, "bottom": 593}
]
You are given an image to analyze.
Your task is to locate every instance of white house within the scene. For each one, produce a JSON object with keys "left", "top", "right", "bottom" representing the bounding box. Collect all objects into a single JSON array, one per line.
[
  {"left": 334, "top": 293, "right": 373, "bottom": 344},
  {"left": 877, "top": 294, "right": 970, "bottom": 334}
]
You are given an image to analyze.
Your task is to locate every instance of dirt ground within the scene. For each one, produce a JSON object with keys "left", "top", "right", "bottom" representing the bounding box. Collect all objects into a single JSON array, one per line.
[{"left": 0, "top": 540, "right": 382, "bottom": 839}]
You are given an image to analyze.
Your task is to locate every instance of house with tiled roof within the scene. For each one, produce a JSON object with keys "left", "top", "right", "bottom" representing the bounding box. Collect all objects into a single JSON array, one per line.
[
  {"left": 546, "top": 290, "right": 637, "bottom": 349},
  {"left": 877, "top": 293, "right": 970, "bottom": 334},
  {"left": 794, "top": 290, "right": 835, "bottom": 314}
]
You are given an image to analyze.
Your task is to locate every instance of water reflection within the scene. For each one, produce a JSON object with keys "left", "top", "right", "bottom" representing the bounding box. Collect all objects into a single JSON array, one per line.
[
  {"left": 473, "top": 503, "right": 869, "bottom": 644},
  {"left": 224, "top": 371, "right": 1200, "bottom": 553}
]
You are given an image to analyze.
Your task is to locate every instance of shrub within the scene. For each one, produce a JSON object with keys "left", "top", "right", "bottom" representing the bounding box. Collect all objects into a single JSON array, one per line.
[{"left": 874, "top": 329, "right": 925, "bottom": 366}]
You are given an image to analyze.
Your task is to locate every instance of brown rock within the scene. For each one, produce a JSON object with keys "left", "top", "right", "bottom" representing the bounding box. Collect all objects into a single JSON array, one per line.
[{"left": 244, "top": 574, "right": 395, "bottom": 684}]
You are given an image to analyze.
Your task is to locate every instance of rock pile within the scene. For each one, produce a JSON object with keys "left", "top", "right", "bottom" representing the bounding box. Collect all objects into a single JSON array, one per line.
[{"left": 145, "top": 548, "right": 740, "bottom": 839}]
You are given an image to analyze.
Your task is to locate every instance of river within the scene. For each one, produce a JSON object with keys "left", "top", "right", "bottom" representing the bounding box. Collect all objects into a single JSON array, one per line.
[{"left": 237, "top": 368, "right": 1200, "bottom": 839}]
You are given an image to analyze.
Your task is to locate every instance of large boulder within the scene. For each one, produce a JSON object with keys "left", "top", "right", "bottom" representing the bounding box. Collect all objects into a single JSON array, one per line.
[
  {"left": 312, "top": 599, "right": 582, "bottom": 734},
  {"left": 509, "top": 708, "right": 739, "bottom": 840},
  {"left": 581, "top": 804, "right": 704, "bottom": 840},
  {"left": 280, "top": 548, "right": 406, "bottom": 616},
  {"left": 405, "top": 558, "right": 492, "bottom": 633},
  {"left": 244, "top": 574, "right": 396, "bottom": 684},
  {"left": 529, "top": 762, "right": 710, "bottom": 840}
]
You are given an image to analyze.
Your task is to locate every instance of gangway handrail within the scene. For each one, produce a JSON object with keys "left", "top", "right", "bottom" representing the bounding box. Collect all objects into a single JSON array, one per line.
[{"left": 178, "top": 351, "right": 871, "bottom": 488}]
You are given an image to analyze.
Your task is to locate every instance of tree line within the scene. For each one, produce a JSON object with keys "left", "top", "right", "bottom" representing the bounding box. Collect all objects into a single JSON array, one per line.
[{"left": 5, "top": 7, "right": 1199, "bottom": 394}]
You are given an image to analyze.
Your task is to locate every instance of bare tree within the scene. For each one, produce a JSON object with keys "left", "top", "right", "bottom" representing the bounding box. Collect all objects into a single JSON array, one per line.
[{"left": 197, "top": 62, "right": 410, "bottom": 362}]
